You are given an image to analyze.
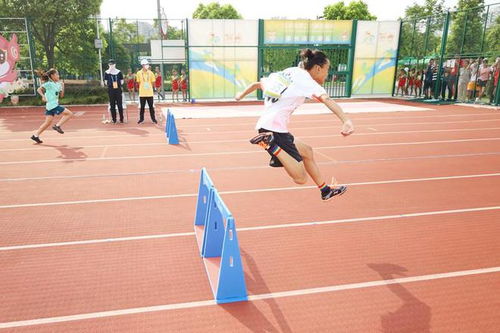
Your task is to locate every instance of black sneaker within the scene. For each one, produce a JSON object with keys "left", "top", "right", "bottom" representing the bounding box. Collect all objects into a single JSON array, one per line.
[
  {"left": 322, "top": 185, "right": 347, "bottom": 201},
  {"left": 120, "top": 119, "right": 124, "bottom": 123},
  {"left": 250, "top": 132, "right": 274, "bottom": 146},
  {"left": 152, "top": 120, "right": 158, "bottom": 124},
  {"left": 137, "top": 120, "right": 144, "bottom": 124},
  {"left": 52, "top": 125, "right": 64, "bottom": 134},
  {"left": 31, "top": 135, "right": 43, "bottom": 144}
]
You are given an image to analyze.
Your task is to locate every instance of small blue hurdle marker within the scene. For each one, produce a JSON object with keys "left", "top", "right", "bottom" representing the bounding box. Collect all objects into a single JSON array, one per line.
[
  {"left": 164, "top": 109, "right": 179, "bottom": 144},
  {"left": 194, "top": 168, "right": 248, "bottom": 304}
]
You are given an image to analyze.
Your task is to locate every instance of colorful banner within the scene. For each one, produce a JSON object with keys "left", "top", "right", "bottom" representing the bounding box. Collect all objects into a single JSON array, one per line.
[
  {"left": 188, "top": 19, "right": 258, "bottom": 46},
  {"left": 188, "top": 20, "right": 258, "bottom": 99},
  {"left": 0, "top": 34, "right": 20, "bottom": 101},
  {"left": 189, "top": 47, "right": 258, "bottom": 99},
  {"left": 264, "top": 20, "right": 352, "bottom": 45},
  {"left": 352, "top": 21, "right": 400, "bottom": 95}
]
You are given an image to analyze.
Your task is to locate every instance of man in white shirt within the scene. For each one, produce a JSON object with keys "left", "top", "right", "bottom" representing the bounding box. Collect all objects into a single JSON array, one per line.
[{"left": 236, "top": 49, "right": 354, "bottom": 201}]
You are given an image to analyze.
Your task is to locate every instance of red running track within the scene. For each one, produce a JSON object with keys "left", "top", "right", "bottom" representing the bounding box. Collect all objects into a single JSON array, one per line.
[{"left": 0, "top": 99, "right": 499, "bottom": 332}]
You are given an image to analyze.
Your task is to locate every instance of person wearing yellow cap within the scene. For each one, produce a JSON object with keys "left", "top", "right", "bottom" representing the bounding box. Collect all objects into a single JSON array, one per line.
[{"left": 135, "top": 59, "right": 157, "bottom": 124}]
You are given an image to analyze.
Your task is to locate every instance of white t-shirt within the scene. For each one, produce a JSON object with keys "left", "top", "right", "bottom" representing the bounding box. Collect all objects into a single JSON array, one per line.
[{"left": 256, "top": 67, "right": 327, "bottom": 133}]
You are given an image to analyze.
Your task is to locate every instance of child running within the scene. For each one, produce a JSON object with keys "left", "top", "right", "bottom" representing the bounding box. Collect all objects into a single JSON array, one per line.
[
  {"left": 235, "top": 49, "right": 354, "bottom": 201},
  {"left": 31, "top": 69, "right": 73, "bottom": 144}
]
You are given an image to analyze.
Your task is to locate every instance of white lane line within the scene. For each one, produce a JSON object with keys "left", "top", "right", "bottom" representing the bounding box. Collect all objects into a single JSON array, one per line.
[
  {"left": 2, "top": 151, "right": 500, "bottom": 182},
  {"left": 1, "top": 205, "right": 499, "bottom": 251},
  {"left": 0, "top": 266, "right": 498, "bottom": 328},
  {"left": 1, "top": 172, "right": 499, "bottom": 209},
  {"left": 100, "top": 146, "right": 109, "bottom": 159},
  {"left": 1, "top": 118, "right": 500, "bottom": 141},
  {"left": 1, "top": 126, "right": 500, "bottom": 143},
  {"left": 315, "top": 150, "right": 337, "bottom": 162},
  {"left": 2, "top": 111, "right": 500, "bottom": 127},
  {"left": 2, "top": 137, "right": 500, "bottom": 165},
  {"left": 3, "top": 127, "right": 500, "bottom": 152}
]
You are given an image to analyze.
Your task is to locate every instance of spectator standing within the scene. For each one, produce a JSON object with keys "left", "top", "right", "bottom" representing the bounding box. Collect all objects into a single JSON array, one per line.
[
  {"left": 423, "top": 59, "right": 435, "bottom": 99},
  {"left": 135, "top": 59, "right": 157, "bottom": 124},
  {"left": 104, "top": 59, "right": 124, "bottom": 124},
  {"left": 125, "top": 68, "right": 136, "bottom": 102},
  {"left": 457, "top": 59, "right": 471, "bottom": 102},
  {"left": 476, "top": 58, "right": 491, "bottom": 103},
  {"left": 154, "top": 66, "right": 164, "bottom": 100},
  {"left": 467, "top": 59, "right": 479, "bottom": 101}
]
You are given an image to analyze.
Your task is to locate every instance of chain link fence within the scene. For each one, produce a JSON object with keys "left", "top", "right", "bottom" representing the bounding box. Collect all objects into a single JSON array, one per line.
[{"left": 397, "top": 2, "right": 500, "bottom": 105}]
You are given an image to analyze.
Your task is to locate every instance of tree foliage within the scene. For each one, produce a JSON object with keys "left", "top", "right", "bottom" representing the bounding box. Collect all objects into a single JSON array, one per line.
[
  {"left": 447, "top": 0, "right": 485, "bottom": 55},
  {"left": 1, "top": 0, "right": 102, "bottom": 70},
  {"left": 323, "top": 1, "right": 376, "bottom": 20},
  {"left": 404, "top": 0, "right": 445, "bottom": 19},
  {"left": 192, "top": 3, "right": 242, "bottom": 19}
]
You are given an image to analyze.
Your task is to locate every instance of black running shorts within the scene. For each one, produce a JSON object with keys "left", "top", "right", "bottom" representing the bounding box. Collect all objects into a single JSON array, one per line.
[{"left": 258, "top": 128, "right": 303, "bottom": 163}]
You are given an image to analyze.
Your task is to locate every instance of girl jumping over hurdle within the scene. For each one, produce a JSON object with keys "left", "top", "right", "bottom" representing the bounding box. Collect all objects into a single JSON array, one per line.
[
  {"left": 235, "top": 49, "right": 354, "bottom": 201},
  {"left": 31, "top": 69, "right": 73, "bottom": 144}
]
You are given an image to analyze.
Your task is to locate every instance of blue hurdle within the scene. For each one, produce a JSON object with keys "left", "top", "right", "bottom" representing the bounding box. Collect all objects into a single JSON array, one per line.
[
  {"left": 193, "top": 168, "right": 248, "bottom": 304},
  {"left": 163, "top": 109, "right": 179, "bottom": 144}
]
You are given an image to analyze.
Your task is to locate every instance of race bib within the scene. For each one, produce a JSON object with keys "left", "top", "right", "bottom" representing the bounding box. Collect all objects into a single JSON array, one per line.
[
  {"left": 143, "top": 82, "right": 151, "bottom": 90},
  {"left": 263, "top": 72, "right": 291, "bottom": 99},
  {"left": 112, "top": 81, "right": 118, "bottom": 89}
]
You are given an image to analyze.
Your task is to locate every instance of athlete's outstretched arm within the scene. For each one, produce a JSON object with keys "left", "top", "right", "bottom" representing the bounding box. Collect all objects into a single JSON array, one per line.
[
  {"left": 317, "top": 94, "right": 354, "bottom": 136},
  {"left": 235, "top": 82, "right": 262, "bottom": 101}
]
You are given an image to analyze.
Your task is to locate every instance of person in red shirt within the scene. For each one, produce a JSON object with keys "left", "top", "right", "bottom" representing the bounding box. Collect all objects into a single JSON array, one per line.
[
  {"left": 154, "top": 66, "right": 164, "bottom": 100},
  {"left": 171, "top": 69, "right": 179, "bottom": 102},
  {"left": 407, "top": 68, "right": 415, "bottom": 96},
  {"left": 414, "top": 69, "right": 423, "bottom": 97},
  {"left": 180, "top": 69, "right": 188, "bottom": 102},
  {"left": 489, "top": 58, "right": 499, "bottom": 104},
  {"left": 125, "top": 68, "right": 136, "bottom": 102},
  {"left": 396, "top": 69, "right": 407, "bottom": 96}
]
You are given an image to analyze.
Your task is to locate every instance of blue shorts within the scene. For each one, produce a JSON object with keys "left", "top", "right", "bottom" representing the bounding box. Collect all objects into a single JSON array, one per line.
[{"left": 45, "top": 105, "right": 65, "bottom": 116}]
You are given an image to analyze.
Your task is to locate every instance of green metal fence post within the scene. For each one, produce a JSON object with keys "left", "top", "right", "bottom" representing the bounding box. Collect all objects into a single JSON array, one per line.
[
  {"left": 459, "top": 12, "right": 468, "bottom": 54},
  {"left": 257, "top": 19, "right": 264, "bottom": 100},
  {"left": 480, "top": 5, "right": 490, "bottom": 53},
  {"left": 109, "top": 18, "right": 115, "bottom": 59},
  {"left": 185, "top": 18, "right": 191, "bottom": 102},
  {"left": 410, "top": 19, "right": 417, "bottom": 67},
  {"left": 434, "top": 11, "right": 451, "bottom": 99},
  {"left": 135, "top": 20, "right": 140, "bottom": 66},
  {"left": 423, "top": 17, "right": 431, "bottom": 59},
  {"left": 494, "top": 79, "right": 500, "bottom": 106},
  {"left": 25, "top": 17, "right": 38, "bottom": 92},
  {"left": 346, "top": 19, "right": 357, "bottom": 98},
  {"left": 392, "top": 20, "right": 404, "bottom": 97}
]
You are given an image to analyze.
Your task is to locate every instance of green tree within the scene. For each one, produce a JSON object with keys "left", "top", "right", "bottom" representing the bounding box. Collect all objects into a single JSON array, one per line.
[
  {"left": 1, "top": 0, "right": 102, "bottom": 68},
  {"left": 404, "top": 0, "right": 445, "bottom": 19},
  {"left": 55, "top": 19, "right": 100, "bottom": 77},
  {"left": 323, "top": 1, "right": 376, "bottom": 20},
  {"left": 485, "top": 13, "right": 500, "bottom": 54},
  {"left": 192, "top": 3, "right": 242, "bottom": 19},
  {"left": 152, "top": 19, "right": 184, "bottom": 40},
  {"left": 447, "top": 0, "right": 485, "bottom": 55},
  {"left": 113, "top": 19, "right": 141, "bottom": 44},
  {"left": 399, "top": 0, "right": 446, "bottom": 63}
]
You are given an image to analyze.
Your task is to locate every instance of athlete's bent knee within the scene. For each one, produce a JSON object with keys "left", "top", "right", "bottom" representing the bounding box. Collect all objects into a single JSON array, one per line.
[
  {"left": 300, "top": 144, "right": 314, "bottom": 160},
  {"left": 292, "top": 175, "right": 308, "bottom": 185}
]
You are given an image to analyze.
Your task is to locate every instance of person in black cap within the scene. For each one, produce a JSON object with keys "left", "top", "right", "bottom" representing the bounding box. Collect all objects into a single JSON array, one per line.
[{"left": 104, "top": 59, "right": 124, "bottom": 123}]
